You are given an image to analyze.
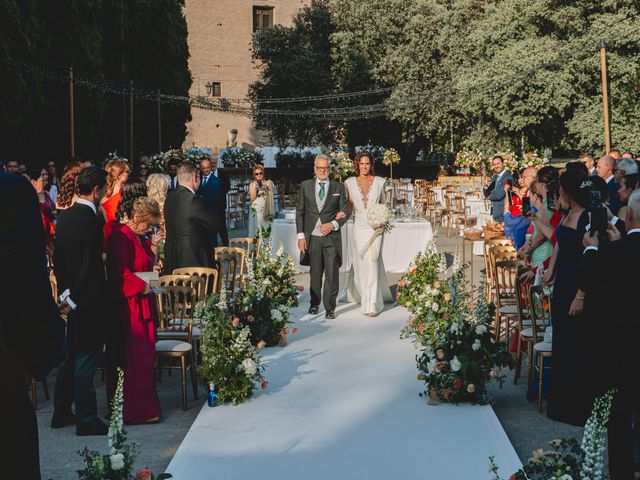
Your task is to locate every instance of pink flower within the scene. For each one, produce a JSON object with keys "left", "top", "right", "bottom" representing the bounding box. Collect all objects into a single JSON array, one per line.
[
  {"left": 136, "top": 469, "right": 153, "bottom": 480},
  {"left": 293, "top": 327, "right": 298, "bottom": 334},
  {"left": 232, "top": 317, "right": 240, "bottom": 327}
]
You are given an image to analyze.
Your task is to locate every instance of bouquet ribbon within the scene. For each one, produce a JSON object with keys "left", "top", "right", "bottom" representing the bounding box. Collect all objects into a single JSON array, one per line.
[{"left": 359, "top": 225, "right": 385, "bottom": 260}]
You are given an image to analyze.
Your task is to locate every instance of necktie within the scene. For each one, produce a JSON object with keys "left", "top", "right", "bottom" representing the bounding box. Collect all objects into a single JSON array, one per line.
[
  {"left": 319, "top": 182, "right": 326, "bottom": 201},
  {"left": 202, "top": 175, "right": 208, "bottom": 187}
]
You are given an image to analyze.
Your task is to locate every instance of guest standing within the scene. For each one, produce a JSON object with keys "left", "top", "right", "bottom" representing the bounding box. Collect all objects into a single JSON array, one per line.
[
  {"left": 146, "top": 173, "right": 169, "bottom": 220},
  {"left": 248, "top": 164, "right": 275, "bottom": 237},
  {"left": 579, "top": 153, "right": 597, "bottom": 176},
  {"left": 166, "top": 158, "right": 180, "bottom": 191},
  {"left": 198, "top": 156, "right": 231, "bottom": 246},
  {"left": 617, "top": 174, "right": 637, "bottom": 220},
  {"left": 107, "top": 198, "right": 163, "bottom": 424},
  {"left": 164, "top": 162, "right": 221, "bottom": 273},
  {"left": 101, "top": 159, "right": 130, "bottom": 248},
  {"left": 596, "top": 155, "right": 620, "bottom": 214},
  {"left": 503, "top": 167, "right": 535, "bottom": 248},
  {"left": 0, "top": 172, "right": 65, "bottom": 479},
  {"left": 581, "top": 190, "right": 640, "bottom": 479},
  {"left": 483, "top": 155, "right": 513, "bottom": 223},
  {"left": 52, "top": 167, "right": 109, "bottom": 436},
  {"left": 25, "top": 167, "right": 56, "bottom": 254},
  {"left": 55, "top": 160, "right": 84, "bottom": 213},
  {"left": 546, "top": 168, "right": 592, "bottom": 426}
]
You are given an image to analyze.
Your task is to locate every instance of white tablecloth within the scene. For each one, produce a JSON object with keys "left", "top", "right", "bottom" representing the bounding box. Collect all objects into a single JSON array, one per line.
[{"left": 271, "top": 218, "right": 433, "bottom": 273}]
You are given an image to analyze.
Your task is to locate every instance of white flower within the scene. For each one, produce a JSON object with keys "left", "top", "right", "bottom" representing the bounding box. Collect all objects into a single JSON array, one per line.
[
  {"left": 475, "top": 324, "right": 488, "bottom": 335},
  {"left": 427, "top": 358, "right": 438, "bottom": 374},
  {"left": 110, "top": 453, "right": 125, "bottom": 471},
  {"left": 271, "top": 309, "right": 283, "bottom": 321},
  {"left": 449, "top": 322, "right": 459, "bottom": 334},
  {"left": 450, "top": 356, "right": 462, "bottom": 372},
  {"left": 472, "top": 339, "right": 481, "bottom": 351},
  {"left": 558, "top": 475, "right": 573, "bottom": 480},
  {"left": 242, "top": 358, "right": 257, "bottom": 376},
  {"left": 276, "top": 245, "right": 284, "bottom": 257},
  {"left": 431, "top": 302, "right": 439, "bottom": 312}
]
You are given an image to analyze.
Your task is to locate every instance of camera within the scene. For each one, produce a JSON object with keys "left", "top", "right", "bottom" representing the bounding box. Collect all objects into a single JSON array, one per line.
[{"left": 522, "top": 196, "right": 531, "bottom": 217}]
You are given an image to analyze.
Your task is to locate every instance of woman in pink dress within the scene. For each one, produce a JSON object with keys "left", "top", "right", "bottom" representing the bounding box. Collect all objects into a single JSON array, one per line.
[{"left": 107, "top": 197, "right": 163, "bottom": 424}]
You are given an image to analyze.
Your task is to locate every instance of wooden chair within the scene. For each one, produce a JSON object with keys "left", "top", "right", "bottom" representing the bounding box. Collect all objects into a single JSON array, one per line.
[
  {"left": 172, "top": 267, "right": 219, "bottom": 296},
  {"left": 214, "top": 247, "right": 246, "bottom": 297},
  {"left": 493, "top": 259, "right": 519, "bottom": 343},
  {"left": 513, "top": 275, "right": 544, "bottom": 384},
  {"left": 226, "top": 189, "right": 246, "bottom": 230},
  {"left": 229, "top": 237, "right": 259, "bottom": 260},
  {"left": 483, "top": 238, "right": 511, "bottom": 302},
  {"left": 446, "top": 196, "right": 478, "bottom": 237},
  {"left": 155, "top": 285, "right": 199, "bottom": 410},
  {"left": 528, "top": 285, "right": 553, "bottom": 412},
  {"left": 426, "top": 189, "right": 445, "bottom": 226},
  {"left": 394, "top": 181, "right": 411, "bottom": 206}
]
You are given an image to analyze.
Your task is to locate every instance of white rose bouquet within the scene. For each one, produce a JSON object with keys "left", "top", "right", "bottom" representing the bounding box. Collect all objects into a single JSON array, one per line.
[{"left": 359, "top": 204, "right": 393, "bottom": 260}]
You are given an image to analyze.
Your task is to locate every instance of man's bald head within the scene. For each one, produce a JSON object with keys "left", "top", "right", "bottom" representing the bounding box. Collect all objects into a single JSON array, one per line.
[{"left": 596, "top": 155, "right": 616, "bottom": 180}]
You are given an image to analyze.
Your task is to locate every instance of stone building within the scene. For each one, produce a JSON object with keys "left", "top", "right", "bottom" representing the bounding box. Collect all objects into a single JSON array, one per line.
[{"left": 183, "top": 0, "right": 308, "bottom": 150}]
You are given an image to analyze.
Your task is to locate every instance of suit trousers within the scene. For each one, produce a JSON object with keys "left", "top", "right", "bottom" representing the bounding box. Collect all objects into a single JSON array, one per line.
[
  {"left": 608, "top": 396, "right": 639, "bottom": 479},
  {"left": 213, "top": 210, "right": 229, "bottom": 247},
  {"left": 53, "top": 349, "right": 102, "bottom": 427},
  {"left": 309, "top": 235, "right": 340, "bottom": 313}
]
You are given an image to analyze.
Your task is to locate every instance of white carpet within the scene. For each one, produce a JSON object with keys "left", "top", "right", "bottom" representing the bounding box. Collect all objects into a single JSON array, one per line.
[{"left": 166, "top": 302, "right": 522, "bottom": 479}]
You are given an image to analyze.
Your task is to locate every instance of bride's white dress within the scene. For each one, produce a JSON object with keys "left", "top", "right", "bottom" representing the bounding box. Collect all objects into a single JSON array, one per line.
[{"left": 345, "top": 176, "right": 394, "bottom": 314}]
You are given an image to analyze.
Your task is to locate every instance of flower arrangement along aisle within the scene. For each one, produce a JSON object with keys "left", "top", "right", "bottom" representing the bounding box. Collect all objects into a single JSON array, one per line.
[
  {"left": 489, "top": 389, "right": 616, "bottom": 480},
  {"left": 196, "top": 288, "right": 267, "bottom": 405},
  {"left": 398, "top": 245, "right": 512, "bottom": 404},
  {"left": 254, "top": 237, "right": 299, "bottom": 310},
  {"left": 77, "top": 369, "right": 172, "bottom": 480},
  {"left": 233, "top": 246, "right": 296, "bottom": 347}
]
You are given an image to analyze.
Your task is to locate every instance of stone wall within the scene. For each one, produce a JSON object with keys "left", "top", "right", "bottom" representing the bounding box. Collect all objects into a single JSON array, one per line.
[{"left": 183, "top": 0, "right": 308, "bottom": 150}]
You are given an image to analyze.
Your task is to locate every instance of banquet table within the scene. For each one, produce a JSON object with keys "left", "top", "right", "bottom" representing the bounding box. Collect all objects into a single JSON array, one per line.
[{"left": 271, "top": 217, "right": 434, "bottom": 273}]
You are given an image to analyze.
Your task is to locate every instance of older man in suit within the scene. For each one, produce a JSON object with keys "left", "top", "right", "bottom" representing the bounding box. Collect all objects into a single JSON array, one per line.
[
  {"left": 483, "top": 155, "right": 514, "bottom": 223},
  {"left": 581, "top": 189, "right": 640, "bottom": 479},
  {"left": 0, "top": 173, "right": 65, "bottom": 479},
  {"left": 52, "top": 167, "right": 109, "bottom": 436},
  {"left": 164, "top": 162, "right": 222, "bottom": 274},
  {"left": 296, "top": 155, "right": 351, "bottom": 319},
  {"left": 596, "top": 155, "right": 621, "bottom": 214}
]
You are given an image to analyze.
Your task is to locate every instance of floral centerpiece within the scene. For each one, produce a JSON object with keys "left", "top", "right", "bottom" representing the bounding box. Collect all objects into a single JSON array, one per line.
[
  {"left": 185, "top": 146, "right": 213, "bottom": 162},
  {"left": 196, "top": 288, "right": 267, "bottom": 404},
  {"left": 520, "top": 151, "right": 549, "bottom": 169},
  {"left": 359, "top": 204, "right": 393, "bottom": 260},
  {"left": 329, "top": 148, "right": 354, "bottom": 181},
  {"left": 382, "top": 148, "right": 401, "bottom": 180},
  {"left": 233, "top": 254, "right": 295, "bottom": 347},
  {"left": 399, "top": 245, "right": 512, "bottom": 404},
  {"left": 220, "top": 147, "right": 264, "bottom": 168},
  {"left": 77, "top": 369, "right": 171, "bottom": 479},
  {"left": 490, "top": 389, "right": 616, "bottom": 480},
  {"left": 455, "top": 148, "right": 486, "bottom": 174},
  {"left": 149, "top": 153, "right": 166, "bottom": 173}
]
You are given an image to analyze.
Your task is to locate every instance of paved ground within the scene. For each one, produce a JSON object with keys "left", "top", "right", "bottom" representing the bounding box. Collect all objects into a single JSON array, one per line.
[{"left": 36, "top": 224, "right": 582, "bottom": 479}]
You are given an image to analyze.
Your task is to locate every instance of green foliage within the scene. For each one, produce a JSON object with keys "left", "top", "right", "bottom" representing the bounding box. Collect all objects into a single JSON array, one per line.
[
  {"left": 2, "top": 0, "right": 191, "bottom": 163},
  {"left": 197, "top": 291, "right": 265, "bottom": 405}
]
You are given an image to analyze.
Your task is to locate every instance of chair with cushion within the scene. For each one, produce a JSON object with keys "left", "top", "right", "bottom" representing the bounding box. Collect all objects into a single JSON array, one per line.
[
  {"left": 527, "top": 285, "right": 553, "bottom": 411},
  {"left": 155, "top": 285, "right": 198, "bottom": 410}
]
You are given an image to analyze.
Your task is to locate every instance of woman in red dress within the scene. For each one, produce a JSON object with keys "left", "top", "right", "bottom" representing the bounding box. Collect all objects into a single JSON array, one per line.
[
  {"left": 107, "top": 197, "right": 163, "bottom": 424},
  {"left": 102, "top": 159, "right": 130, "bottom": 249}
]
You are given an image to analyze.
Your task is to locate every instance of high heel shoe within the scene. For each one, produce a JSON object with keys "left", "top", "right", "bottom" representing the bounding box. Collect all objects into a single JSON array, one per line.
[{"left": 368, "top": 312, "right": 378, "bottom": 317}]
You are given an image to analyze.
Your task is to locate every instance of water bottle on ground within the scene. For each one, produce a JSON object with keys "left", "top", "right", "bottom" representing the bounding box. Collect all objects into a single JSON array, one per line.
[{"left": 208, "top": 383, "right": 217, "bottom": 407}]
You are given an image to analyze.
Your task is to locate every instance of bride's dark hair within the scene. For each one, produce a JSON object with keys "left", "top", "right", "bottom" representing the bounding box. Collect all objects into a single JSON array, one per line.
[{"left": 353, "top": 152, "right": 375, "bottom": 176}]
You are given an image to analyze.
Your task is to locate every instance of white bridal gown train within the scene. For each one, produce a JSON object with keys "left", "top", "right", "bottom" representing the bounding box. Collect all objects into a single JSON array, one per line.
[{"left": 344, "top": 176, "right": 393, "bottom": 314}]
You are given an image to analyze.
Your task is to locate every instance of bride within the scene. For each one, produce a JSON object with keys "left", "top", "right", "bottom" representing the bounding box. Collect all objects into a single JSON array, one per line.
[{"left": 344, "top": 152, "right": 393, "bottom": 316}]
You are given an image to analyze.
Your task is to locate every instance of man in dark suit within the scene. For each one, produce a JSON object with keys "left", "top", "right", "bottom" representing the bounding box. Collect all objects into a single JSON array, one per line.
[
  {"left": 581, "top": 189, "right": 640, "bottom": 479},
  {"left": 579, "top": 153, "right": 597, "bottom": 176},
  {"left": 296, "top": 155, "right": 351, "bottom": 319},
  {"left": 167, "top": 158, "right": 180, "bottom": 191},
  {"left": 483, "top": 155, "right": 514, "bottom": 223},
  {"left": 0, "top": 173, "right": 66, "bottom": 479},
  {"left": 164, "top": 162, "right": 222, "bottom": 274},
  {"left": 198, "top": 156, "right": 231, "bottom": 246},
  {"left": 52, "top": 167, "right": 109, "bottom": 436},
  {"left": 596, "top": 155, "right": 621, "bottom": 214}
]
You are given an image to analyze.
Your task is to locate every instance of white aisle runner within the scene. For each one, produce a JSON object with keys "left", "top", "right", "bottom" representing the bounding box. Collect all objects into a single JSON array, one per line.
[{"left": 166, "top": 303, "right": 521, "bottom": 479}]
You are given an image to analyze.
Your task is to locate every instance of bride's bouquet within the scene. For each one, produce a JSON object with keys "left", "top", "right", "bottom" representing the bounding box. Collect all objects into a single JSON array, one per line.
[{"left": 359, "top": 204, "right": 393, "bottom": 259}]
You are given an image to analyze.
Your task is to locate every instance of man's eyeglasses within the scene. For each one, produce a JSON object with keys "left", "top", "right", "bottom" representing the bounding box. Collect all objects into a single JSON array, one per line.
[{"left": 315, "top": 166, "right": 329, "bottom": 171}]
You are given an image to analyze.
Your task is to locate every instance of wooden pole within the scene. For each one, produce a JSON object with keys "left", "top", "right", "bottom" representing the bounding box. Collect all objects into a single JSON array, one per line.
[
  {"left": 129, "top": 80, "right": 134, "bottom": 162},
  {"left": 157, "top": 89, "right": 162, "bottom": 152},
  {"left": 600, "top": 40, "right": 611, "bottom": 153},
  {"left": 69, "top": 67, "right": 75, "bottom": 158},
  {"left": 450, "top": 119, "right": 454, "bottom": 153}
]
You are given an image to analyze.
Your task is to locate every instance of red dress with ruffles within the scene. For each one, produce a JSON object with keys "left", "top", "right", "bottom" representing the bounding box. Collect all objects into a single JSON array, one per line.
[
  {"left": 102, "top": 192, "right": 121, "bottom": 250},
  {"left": 107, "top": 223, "right": 161, "bottom": 423}
]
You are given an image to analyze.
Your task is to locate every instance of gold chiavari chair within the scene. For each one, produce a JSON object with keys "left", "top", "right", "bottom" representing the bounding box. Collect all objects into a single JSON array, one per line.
[
  {"left": 446, "top": 195, "right": 478, "bottom": 237},
  {"left": 426, "top": 189, "right": 445, "bottom": 226},
  {"left": 513, "top": 274, "right": 543, "bottom": 385},
  {"left": 528, "top": 285, "right": 553, "bottom": 412},
  {"left": 172, "top": 267, "right": 219, "bottom": 296},
  {"left": 229, "top": 237, "right": 259, "bottom": 260},
  {"left": 227, "top": 189, "right": 246, "bottom": 230},
  {"left": 394, "top": 181, "right": 411, "bottom": 206},
  {"left": 492, "top": 257, "right": 518, "bottom": 343},
  {"left": 155, "top": 285, "right": 199, "bottom": 410},
  {"left": 483, "top": 238, "right": 511, "bottom": 302},
  {"left": 214, "top": 247, "right": 246, "bottom": 297}
]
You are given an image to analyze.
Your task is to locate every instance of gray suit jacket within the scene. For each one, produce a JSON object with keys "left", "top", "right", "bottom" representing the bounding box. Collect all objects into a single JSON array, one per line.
[
  {"left": 483, "top": 170, "right": 514, "bottom": 221},
  {"left": 296, "top": 179, "right": 351, "bottom": 265}
]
